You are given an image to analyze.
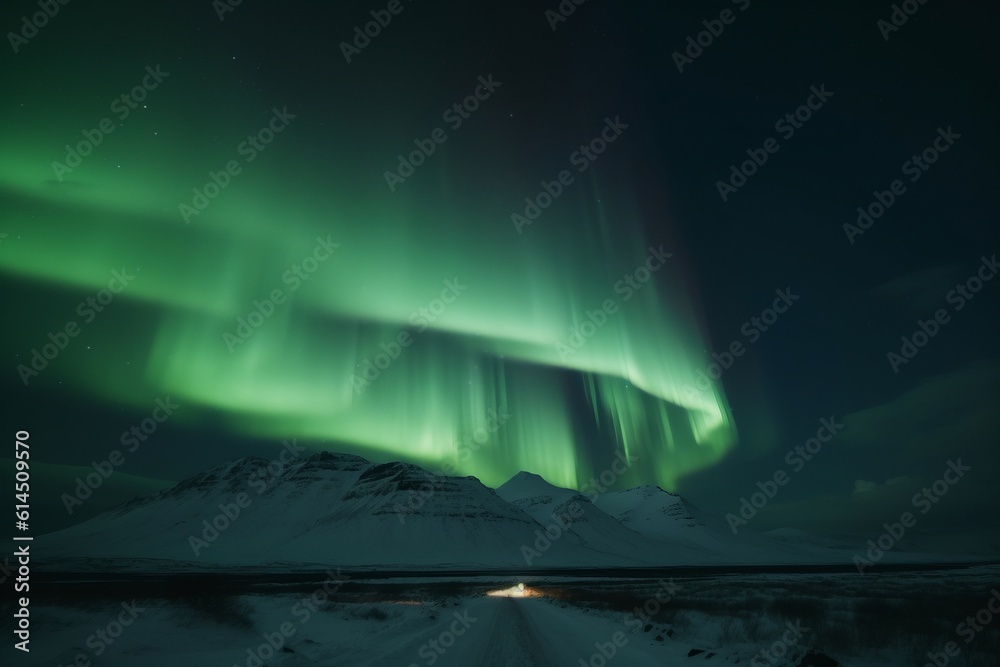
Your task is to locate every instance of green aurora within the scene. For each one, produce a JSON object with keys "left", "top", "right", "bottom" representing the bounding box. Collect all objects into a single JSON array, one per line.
[{"left": 1, "top": 58, "right": 736, "bottom": 491}]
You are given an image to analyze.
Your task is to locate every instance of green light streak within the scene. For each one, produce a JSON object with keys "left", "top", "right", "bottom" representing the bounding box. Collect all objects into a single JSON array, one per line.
[{"left": 1, "top": 103, "right": 737, "bottom": 493}]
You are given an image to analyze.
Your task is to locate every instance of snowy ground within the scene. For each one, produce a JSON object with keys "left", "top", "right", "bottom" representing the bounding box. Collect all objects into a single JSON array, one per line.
[
  {"left": 10, "top": 564, "right": 1000, "bottom": 666},
  {"left": 13, "top": 594, "right": 762, "bottom": 667}
]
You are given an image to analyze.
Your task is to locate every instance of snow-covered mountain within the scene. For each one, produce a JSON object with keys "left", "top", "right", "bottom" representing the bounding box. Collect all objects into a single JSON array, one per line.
[
  {"left": 40, "top": 452, "right": 848, "bottom": 570},
  {"left": 499, "top": 475, "right": 833, "bottom": 565},
  {"left": 497, "top": 472, "right": 658, "bottom": 561},
  {"left": 44, "top": 453, "right": 615, "bottom": 568},
  {"left": 593, "top": 485, "right": 822, "bottom": 563}
]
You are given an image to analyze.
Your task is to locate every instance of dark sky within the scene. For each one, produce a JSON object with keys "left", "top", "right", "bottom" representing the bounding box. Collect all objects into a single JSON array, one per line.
[{"left": 1, "top": 0, "right": 997, "bottom": 550}]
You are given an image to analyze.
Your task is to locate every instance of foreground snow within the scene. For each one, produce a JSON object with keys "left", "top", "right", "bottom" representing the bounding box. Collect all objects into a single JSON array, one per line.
[
  {"left": 22, "top": 565, "right": 1000, "bottom": 667},
  {"left": 23, "top": 594, "right": 780, "bottom": 667}
]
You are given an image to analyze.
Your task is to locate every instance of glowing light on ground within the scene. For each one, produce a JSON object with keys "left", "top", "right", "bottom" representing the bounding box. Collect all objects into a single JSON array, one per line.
[{"left": 487, "top": 582, "right": 539, "bottom": 598}]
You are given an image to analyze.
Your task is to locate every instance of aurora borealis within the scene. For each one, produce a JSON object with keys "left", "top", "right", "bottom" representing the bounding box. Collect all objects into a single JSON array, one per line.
[
  {"left": 2, "top": 0, "right": 998, "bottom": 547},
  {"left": 2, "top": 92, "right": 736, "bottom": 491},
  {"left": 0, "top": 0, "right": 740, "bottom": 496}
]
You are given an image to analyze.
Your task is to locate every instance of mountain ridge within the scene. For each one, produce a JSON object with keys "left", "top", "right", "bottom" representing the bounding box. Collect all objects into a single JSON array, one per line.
[{"left": 36, "top": 451, "right": 931, "bottom": 571}]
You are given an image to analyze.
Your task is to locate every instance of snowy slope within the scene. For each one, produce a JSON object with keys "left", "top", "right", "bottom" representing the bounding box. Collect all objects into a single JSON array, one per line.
[
  {"left": 40, "top": 454, "right": 639, "bottom": 569},
  {"left": 497, "top": 474, "right": 847, "bottom": 565},
  {"left": 594, "top": 485, "right": 838, "bottom": 564},
  {"left": 38, "top": 452, "right": 925, "bottom": 570},
  {"left": 497, "top": 472, "right": 668, "bottom": 560}
]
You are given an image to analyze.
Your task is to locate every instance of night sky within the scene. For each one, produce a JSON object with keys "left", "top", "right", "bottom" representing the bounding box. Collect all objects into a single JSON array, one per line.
[{"left": 2, "top": 0, "right": 997, "bottom": 550}]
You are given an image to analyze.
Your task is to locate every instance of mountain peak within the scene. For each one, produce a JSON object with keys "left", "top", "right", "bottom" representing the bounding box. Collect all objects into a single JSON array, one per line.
[
  {"left": 507, "top": 471, "right": 549, "bottom": 484},
  {"left": 496, "top": 471, "right": 567, "bottom": 498}
]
